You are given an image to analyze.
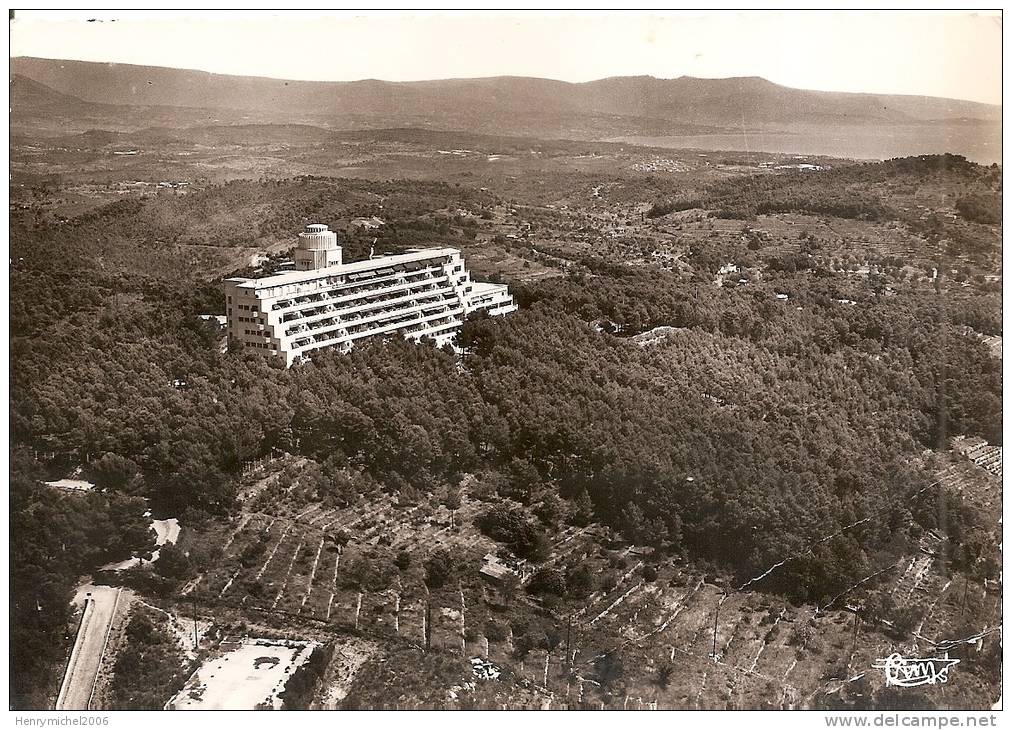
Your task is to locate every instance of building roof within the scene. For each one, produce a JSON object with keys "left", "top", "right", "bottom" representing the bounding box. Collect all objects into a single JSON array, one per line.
[
  {"left": 469, "top": 281, "right": 510, "bottom": 296},
  {"left": 479, "top": 562, "right": 514, "bottom": 581},
  {"left": 479, "top": 553, "right": 520, "bottom": 582},
  {"left": 225, "top": 247, "right": 460, "bottom": 291}
]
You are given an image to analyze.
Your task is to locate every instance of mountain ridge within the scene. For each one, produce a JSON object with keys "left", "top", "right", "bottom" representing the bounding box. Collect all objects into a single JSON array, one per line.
[
  {"left": 11, "top": 56, "right": 1000, "bottom": 124},
  {"left": 10, "top": 57, "right": 1002, "bottom": 157}
]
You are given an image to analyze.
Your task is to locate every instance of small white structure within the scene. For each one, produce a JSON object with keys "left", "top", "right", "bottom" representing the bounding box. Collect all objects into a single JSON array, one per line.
[
  {"left": 350, "top": 216, "right": 385, "bottom": 230},
  {"left": 479, "top": 553, "right": 527, "bottom": 585},
  {"left": 45, "top": 478, "right": 95, "bottom": 492}
]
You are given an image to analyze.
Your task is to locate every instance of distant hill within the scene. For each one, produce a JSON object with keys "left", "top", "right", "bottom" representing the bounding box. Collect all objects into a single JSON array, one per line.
[
  {"left": 10, "top": 73, "right": 107, "bottom": 114},
  {"left": 10, "top": 57, "right": 1002, "bottom": 159},
  {"left": 9, "top": 72, "right": 229, "bottom": 134},
  {"left": 585, "top": 75, "right": 1000, "bottom": 125}
]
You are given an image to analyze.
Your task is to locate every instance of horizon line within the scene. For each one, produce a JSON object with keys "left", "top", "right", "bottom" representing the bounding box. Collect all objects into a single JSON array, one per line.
[{"left": 10, "top": 54, "right": 1002, "bottom": 108}]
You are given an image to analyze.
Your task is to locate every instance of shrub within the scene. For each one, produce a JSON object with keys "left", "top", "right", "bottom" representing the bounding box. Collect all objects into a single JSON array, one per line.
[
  {"left": 153, "top": 544, "right": 193, "bottom": 581},
  {"left": 475, "top": 506, "right": 551, "bottom": 562},
  {"left": 656, "top": 661, "right": 674, "bottom": 688},
  {"left": 955, "top": 193, "right": 1001, "bottom": 224},
  {"left": 565, "top": 564, "right": 595, "bottom": 598},
  {"left": 110, "top": 609, "right": 189, "bottom": 709},
  {"left": 484, "top": 620, "right": 509, "bottom": 642},
  {"left": 790, "top": 623, "right": 815, "bottom": 649},
  {"left": 527, "top": 567, "right": 567, "bottom": 596},
  {"left": 423, "top": 549, "right": 457, "bottom": 590},
  {"left": 280, "top": 642, "right": 334, "bottom": 710}
]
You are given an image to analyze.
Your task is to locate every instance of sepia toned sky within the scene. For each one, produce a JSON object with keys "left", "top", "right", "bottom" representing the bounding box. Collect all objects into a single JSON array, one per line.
[{"left": 9, "top": 10, "right": 1003, "bottom": 105}]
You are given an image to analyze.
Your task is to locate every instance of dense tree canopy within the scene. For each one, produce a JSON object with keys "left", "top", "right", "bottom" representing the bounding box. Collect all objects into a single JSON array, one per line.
[
  {"left": 9, "top": 156, "right": 1001, "bottom": 704},
  {"left": 10, "top": 450, "right": 155, "bottom": 709}
]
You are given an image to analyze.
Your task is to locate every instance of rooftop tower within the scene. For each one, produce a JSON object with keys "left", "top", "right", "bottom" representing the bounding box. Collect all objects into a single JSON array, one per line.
[{"left": 294, "top": 223, "right": 343, "bottom": 271}]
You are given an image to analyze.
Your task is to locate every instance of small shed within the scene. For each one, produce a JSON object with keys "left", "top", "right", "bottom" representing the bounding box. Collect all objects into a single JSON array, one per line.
[{"left": 479, "top": 553, "right": 524, "bottom": 585}]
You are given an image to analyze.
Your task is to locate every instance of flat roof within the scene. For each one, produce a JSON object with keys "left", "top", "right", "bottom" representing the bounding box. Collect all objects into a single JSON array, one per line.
[
  {"left": 225, "top": 247, "right": 460, "bottom": 290},
  {"left": 480, "top": 563, "right": 514, "bottom": 580},
  {"left": 469, "top": 281, "right": 510, "bottom": 296}
]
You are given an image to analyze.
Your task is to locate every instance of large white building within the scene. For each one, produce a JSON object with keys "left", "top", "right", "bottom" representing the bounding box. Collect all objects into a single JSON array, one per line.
[{"left": 224, "top": 224, "right": 517, "bottom": 366}]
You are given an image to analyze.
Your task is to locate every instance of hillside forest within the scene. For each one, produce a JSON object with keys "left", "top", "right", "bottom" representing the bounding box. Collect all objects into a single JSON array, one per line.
[{"left": 9, "top": 152, "right": 1002, "bottom": 709}]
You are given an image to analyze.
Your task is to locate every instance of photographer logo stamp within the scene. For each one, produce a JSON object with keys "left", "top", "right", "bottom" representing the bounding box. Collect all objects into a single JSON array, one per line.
[{"left": 872, "top": 653, "right": 960, "bottom": 687}]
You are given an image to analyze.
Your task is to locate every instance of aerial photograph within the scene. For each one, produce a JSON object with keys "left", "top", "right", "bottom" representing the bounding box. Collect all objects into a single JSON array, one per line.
[{"left": 8, "top": 10, "right": 1003, "bottom": 718}]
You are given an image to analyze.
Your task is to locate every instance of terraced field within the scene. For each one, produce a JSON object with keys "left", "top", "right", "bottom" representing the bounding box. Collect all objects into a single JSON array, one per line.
[{"left": 170, "top": 452, "right": 1001, "bottom": 710}]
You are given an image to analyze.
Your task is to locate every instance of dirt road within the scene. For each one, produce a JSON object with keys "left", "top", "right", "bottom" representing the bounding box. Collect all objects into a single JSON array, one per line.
[{"left": 55, "top": 585, "right": 122, "bottom": 710}]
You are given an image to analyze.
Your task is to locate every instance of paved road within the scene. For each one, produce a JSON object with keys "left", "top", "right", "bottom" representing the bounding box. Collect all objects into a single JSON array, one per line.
[{"left": 55, "top": 585, "right": 121, "bottom": 710}]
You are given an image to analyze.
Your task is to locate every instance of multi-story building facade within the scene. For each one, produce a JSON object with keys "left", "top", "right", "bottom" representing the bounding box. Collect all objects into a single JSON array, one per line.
[{"left": 224, "top": 224, "right": 517, "bottom": 366}]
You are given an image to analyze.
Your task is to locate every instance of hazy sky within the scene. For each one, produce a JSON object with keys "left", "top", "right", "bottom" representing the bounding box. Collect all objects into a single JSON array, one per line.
[{"left": 9, "top": 10, "right": 1003, "bottom": 105}]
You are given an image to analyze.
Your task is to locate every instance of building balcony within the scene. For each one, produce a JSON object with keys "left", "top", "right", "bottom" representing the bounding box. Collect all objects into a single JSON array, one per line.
[
  {"left": 269, "top": 265, "right": 447, "bottom": 312},
  {"left": 292, "top": 306, "right": 464, "bottom": 353},
  {"left": 285, "top": 286, "right": 457, "bottom": 333}
]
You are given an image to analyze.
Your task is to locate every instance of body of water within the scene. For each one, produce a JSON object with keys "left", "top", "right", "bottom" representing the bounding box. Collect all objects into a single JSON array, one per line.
[{"left": 611, "top": 123, "right": 1001, "bottom": 165}]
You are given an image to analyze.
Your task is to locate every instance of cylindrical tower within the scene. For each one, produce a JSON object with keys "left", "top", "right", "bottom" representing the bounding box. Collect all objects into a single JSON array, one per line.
[{"left": 294, "top": 224, "right": 343, "bottom": 270}]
